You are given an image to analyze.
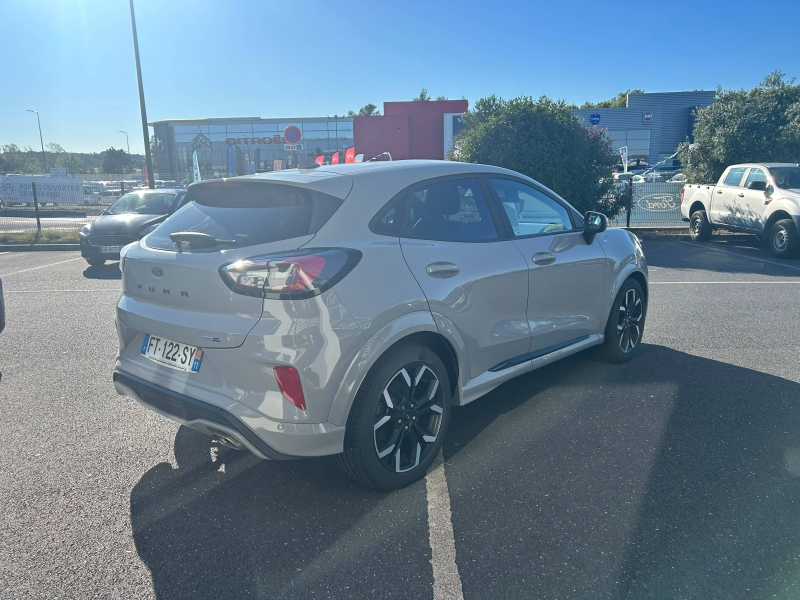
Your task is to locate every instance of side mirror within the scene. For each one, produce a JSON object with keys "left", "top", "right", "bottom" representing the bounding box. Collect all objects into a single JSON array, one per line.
[
  {"left": 746, "top": 180, "right": 768, "bottom": 191},
  {"left": 583, "top": 211, "right": 608, "bottom": 244}
]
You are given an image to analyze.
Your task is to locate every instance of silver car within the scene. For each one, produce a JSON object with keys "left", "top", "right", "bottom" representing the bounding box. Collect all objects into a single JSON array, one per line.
[{"left": 113, "top": 161, "right": 648, "bottom": 489}]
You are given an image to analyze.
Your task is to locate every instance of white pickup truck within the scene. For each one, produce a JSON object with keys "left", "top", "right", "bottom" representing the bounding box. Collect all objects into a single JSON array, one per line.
[{"left": 681, "top": 163, "right": 800, "bottom": 258}]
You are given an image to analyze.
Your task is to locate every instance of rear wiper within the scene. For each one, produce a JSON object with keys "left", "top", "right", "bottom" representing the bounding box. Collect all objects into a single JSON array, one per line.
[{"left": 169, "top": 231, "right": 237, "bottom": 248}]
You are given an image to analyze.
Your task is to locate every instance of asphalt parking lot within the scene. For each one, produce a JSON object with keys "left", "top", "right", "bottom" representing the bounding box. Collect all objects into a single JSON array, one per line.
[{"left": 2, "top": 235, "right": 800, "bottom": 599}]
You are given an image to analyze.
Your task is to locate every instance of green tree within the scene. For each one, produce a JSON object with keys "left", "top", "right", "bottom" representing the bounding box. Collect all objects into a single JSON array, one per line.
[
  {"left": 0, "top": 144, "right": 40, "bottom": 173},
  {"left": 581, "top": 89, "right": 645, "bottom": 109},
  {"left": 451, "top": 95, "right": 623, "bottom": 217},
  {"left": 678, "top": 72, "right": 800, "bottom": 183},
  {"left": 102, "top": 148, "right": 132, "bottom": 174},
  {"left": 412, "top": 88, "right": 431, "bottom": 101},
  {"left": 347, "top": 103, "right": 381, "bottom": 116},
  {"left": 435, "top": 95, "right": 448, "bottom": 101}
]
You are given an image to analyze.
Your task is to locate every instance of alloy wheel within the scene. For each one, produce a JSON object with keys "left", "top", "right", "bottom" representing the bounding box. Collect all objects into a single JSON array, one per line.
[
  {"left": 691, "top": 216, "right": 702, "bottom": 236},
  {"left": 774, "top": 227, "right": 789, "bottom": 251},
  {"left": 373, "top": 364, "right": 444, "bottom": 473},
  {"left": 617, "top": 288, "right": 643, "bottom": 353}
]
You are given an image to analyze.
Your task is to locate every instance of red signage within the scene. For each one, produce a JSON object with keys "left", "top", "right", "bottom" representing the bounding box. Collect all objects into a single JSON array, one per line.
[
  {"left": 226, "top": 136, "right": 285, "bottom": 145},
  {"left": 345, "top": 147, "right": 356, "bottom": 163},
  {"left": 284, "top": 126, "right": 302, "bottom": 144},
  {"left": 314, "top": 156, "right": 324, "bottom": 166},
  {"left": 331, "top": 152, "right": 340, "bottom": 165}
]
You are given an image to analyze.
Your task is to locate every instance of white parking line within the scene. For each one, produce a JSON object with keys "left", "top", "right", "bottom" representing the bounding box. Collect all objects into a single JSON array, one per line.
[
  {"left": 0, "top": 257, "right": 83, "bottom": 278},
  {"left": 651, "top": 281, "right": 800, "bottom": 285},
  {"left": 677, "top": 240, "right": 800, "bottom": 273},
  {"left": 426, "top": 450, "right": 464, "bottom": 600}
]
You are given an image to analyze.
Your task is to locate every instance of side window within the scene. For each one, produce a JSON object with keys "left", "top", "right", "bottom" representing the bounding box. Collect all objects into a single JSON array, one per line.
[
  {"left": 369, "top": 190, "right": 407, "bottom": 236},
  {"left": 489, "top": 178, "right": 573, "bottom": 237},
  {"left": 744, "top": 168, "right": 767, "bottom": 186},
  {"left": 406, "top": 178, "right": 497, "bottom": 242},
  {"left": 723, "top": 167, "right": 747, "bottom": 187}
]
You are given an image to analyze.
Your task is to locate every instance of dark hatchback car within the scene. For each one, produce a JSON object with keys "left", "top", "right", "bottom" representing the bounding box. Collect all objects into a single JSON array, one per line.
[{"left": 80, "top": 189, "right": 188, "bottom": 266}]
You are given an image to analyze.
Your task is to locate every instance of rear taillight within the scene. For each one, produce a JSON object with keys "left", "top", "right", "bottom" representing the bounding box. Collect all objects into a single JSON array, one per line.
[
  {"left": 219, "top": 248, "right": 361, "bottom": 299},
  {"left": 680, "top": 188, "right": 685, "bottom": 204},
  {"left": 274, "top": 365, "right": 306, "bottom": 410}
]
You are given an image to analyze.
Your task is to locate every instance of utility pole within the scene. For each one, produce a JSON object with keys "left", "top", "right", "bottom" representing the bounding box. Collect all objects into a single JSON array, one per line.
[
  {"left": 26, "top": 110, "right": 47, "bottom": 173},
  {"left": 128, "top": 0, "right": 155, "bottom": 189}
]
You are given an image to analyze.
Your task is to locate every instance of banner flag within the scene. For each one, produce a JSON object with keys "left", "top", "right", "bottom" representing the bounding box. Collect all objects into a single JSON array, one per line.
[
  {"left": 315, "top": 156, "right": 324, "bottom": 166},
  {"left": 355, "top": 154, "right": 364, "bottom": 163},
  {"left": 331, "top": 152, "right": 340, "bottom": 165},
  {"left": 192, "top": 150, "right": 202, "bottom": 183},
  {"left": 345, "top": 147, "right": 356, "bottom": 163}
]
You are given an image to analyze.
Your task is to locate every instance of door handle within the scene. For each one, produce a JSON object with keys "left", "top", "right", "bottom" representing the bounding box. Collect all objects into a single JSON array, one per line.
[
  {"left": 532, "top": 252, "right": 556, "bottom": 265},
  {"left": 425, "top": 262, "right": 459, "bottom": 278},
  {"left": 737, "top": 193, "right": 745, "bottom": 197},
  {"left": 716, "top": 190, "right": 723, "bottom": 194}
]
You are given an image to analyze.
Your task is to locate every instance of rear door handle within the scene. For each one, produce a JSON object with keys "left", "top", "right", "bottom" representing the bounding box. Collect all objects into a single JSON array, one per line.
[
  {"left": 425, "top": 262, "right": 459, "bottom": 278},
  {"left": 532, "top": 252, "right": 556, "bottom": 265},
  {"left": 716, "top": 190, "right": 723, "bottom": 194},
  {"left": 737, "top": 193, "right": 745, "bottom": 197}
]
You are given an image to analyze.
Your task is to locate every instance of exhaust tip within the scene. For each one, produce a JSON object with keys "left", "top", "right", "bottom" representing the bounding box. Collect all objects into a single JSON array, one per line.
[{"left": 212, "top": 434, "right": 245, "bottom": 452}]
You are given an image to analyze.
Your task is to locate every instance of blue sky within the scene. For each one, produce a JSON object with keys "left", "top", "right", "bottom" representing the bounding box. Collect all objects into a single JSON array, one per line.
[{"left": 2, "top": 0, "right": 799, "bottom": 153}]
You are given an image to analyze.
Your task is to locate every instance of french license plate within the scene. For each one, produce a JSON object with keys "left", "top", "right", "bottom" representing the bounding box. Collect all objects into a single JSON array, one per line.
[
  {"left": 141, "top": 333, "right": 203, "bottom": 373},
  {"left": 101, "top": 245, "right": 123, "bottom": 253}
]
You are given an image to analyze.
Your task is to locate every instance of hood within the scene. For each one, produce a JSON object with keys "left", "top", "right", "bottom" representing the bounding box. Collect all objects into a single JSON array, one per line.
[{"left": 89, "top": 213, "right": 166, "bottom": 236}]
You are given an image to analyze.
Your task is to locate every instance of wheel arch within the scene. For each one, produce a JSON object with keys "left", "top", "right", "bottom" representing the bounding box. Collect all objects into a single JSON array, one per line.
[
  {"left": 764, "top": 209, "right": 795, "bottom": 235},
  {"left": 689, "top": 200, "right": 707, "bottom": 218},
  {"left": 327, "top": 312, "right": 464, "bottom": 428}
]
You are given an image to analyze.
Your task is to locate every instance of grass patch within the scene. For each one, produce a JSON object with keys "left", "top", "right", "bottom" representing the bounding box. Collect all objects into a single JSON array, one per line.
[{"left": 0, "top": 230, "right": 80, "bottom": 245}]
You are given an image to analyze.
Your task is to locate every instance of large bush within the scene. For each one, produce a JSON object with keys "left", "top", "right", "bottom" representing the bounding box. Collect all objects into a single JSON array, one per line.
[
  {"left": 450, "top": 95, "right": 623, "bottom": 217},
  {"left": 678, "top": 72, "right": 800, "bottom": 183}
]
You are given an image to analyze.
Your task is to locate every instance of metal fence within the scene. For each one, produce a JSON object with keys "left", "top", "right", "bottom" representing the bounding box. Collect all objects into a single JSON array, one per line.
[
  {"left": 0, "top": 173, "right": 687, "bottom": 236},
  {"left": 0, "top": 173, "right": 185, "bottom": 235},
  {"left": 608, "top": 181, "right": 685, "bottom": 228}
]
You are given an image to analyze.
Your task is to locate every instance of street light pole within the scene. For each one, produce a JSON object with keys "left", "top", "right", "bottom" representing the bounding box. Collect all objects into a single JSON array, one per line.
[
  {"left": 128, "top": 0, "right": 155, "bottom": 189},
  {"left": 26, "top": 109, "right": 47, "bottom": 173},
  {"left": 119, "top": 131, "right": 130, "bottom": 155}
]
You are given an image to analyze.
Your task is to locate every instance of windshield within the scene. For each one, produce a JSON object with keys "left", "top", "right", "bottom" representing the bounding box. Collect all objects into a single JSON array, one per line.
[
  {"left": 145, "top": 181, "right": 344, "bottom": 251},
  {"left": 106, "top": 192, "right": 178, "bottom": 215},
  {"left": 769, "top": 167, "right": 800, "bottom": 189}
]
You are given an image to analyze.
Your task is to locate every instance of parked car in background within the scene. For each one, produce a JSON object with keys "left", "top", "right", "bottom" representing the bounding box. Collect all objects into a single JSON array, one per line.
[
  {"left": 681, "top": 163, "right": 800, "bottom": 257},
  {"left": 112, "top": 161, "right": 649, "bottom": 489},
  {"left": 613, "top": 172, "right": 635, "bottom": 183},
  {"left": 668, "top": 173, "right": 686, "bottom": 183},
  {"left": 80, "top": 189, "right": 189, "bottom": 266}
]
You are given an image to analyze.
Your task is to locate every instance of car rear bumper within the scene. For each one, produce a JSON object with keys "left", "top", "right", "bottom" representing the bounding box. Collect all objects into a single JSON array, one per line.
[{"left": 113, "top": 369, "right": 346, "bottom": 459}]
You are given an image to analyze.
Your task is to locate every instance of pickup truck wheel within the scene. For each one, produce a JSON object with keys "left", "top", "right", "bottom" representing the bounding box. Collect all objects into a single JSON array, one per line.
[
  {"left": 601, "top": 278, "right": 646, "bottom": 364},
  {"left": 689, "top": 210, "right": 712, "bottom": 241},
  {"left": 768, "top": 219, "right": 800, "bottom": 259},
  {"left": 336, "top": 343, "right": 451, "bottom": 490}
]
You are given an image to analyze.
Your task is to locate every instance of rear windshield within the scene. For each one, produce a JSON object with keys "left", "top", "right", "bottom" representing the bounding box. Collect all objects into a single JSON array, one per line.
[
  {"left": 145, "top": 181, "right": 344, "bottom": 251},
  {"left": 106, "top": 192, "right": 177, "bottom": 215}
]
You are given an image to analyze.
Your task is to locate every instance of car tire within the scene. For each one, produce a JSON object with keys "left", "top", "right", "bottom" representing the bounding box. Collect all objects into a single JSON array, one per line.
[
  {"left": 689, "top": 210, "right": 712, "bottom": 241},
  {"left": 767, "top": 219, "right": 799, "bottom": 259},
  {"left": 601, "top": 278, "right": 646, "bottom": 364},
  {"left": 336, "top": 343, "right": 451, "bottom": 490},
  {"left": 86, "top": 258, "right": 106, "bottom": 267}
]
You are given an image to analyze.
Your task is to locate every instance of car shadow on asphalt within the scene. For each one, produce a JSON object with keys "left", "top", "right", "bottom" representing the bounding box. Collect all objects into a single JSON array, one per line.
[
  {"left": 129, "top": 344, "right": 800, "bottom": 599},
  {"left": 439, "top": 344, "right": 800, "bottom": 599},
  {"left": 129, "top": 425, "right": 433, "bottom": 599},
  {"left": 82, "top": 264, "right": 121, "bottom": 280},
  {"left": 644, "top": 238, "right": 800, "bottom": 277}
]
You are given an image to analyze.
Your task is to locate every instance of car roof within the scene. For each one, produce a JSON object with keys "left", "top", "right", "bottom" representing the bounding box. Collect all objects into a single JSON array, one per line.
[
  {"left": 732, "top": 163, "right": 800, "bottom": 169},
  {"left": 210, "top": 160, "right": 524, "bottom": 185}
]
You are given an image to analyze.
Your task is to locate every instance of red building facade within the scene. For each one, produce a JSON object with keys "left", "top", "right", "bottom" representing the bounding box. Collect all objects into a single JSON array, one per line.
[{"left": 354, "top": 99, "right": 468, "bottom": 161}]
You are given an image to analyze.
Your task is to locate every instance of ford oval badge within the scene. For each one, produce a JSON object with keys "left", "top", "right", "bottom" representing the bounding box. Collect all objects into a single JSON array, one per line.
[{"left": 151, "top": 267, "right": 164, "bottom": 278}]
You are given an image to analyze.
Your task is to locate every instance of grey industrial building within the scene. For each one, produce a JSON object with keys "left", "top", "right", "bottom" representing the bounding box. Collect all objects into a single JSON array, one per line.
[{"left": 572, "top": 91, "right": 716, "bottom": 169}]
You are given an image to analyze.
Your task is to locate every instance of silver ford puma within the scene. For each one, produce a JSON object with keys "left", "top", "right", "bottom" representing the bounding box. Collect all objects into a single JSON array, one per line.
[{"left": 113, "top": 160, "right": 648, "bottom": 489}]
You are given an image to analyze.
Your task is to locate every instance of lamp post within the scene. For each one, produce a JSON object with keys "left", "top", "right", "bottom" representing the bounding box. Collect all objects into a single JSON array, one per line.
[
  {"left": 128, "top": 0, "right": 155, "bottom": 189},
  {"left": 119, "top": 131, "right": 130, "bottom": 155},
  {"left": 26, "top": 110, "right": 47, "bottom": 173}
]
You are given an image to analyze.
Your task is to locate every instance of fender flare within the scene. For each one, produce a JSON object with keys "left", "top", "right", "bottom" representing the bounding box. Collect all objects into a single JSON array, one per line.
[{"left": 326, "top": 311, "right": 469, "bottom": 427}]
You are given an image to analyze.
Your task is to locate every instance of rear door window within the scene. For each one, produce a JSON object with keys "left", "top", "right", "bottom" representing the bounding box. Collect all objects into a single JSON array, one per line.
[
  {"left": 723, "top": 167, "right": 747, "bottom": 187},
  {"left": 403, "top": 178, "right": 498, "bottom": 242},
  {"left": 146, "top": 181, "right": 344, "bottom": 251}
]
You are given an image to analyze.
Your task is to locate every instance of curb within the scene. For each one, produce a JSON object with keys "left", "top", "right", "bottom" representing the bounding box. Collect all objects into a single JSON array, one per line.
[{"left": 0, "top": 244, "right": 81, "bottom": 252}]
